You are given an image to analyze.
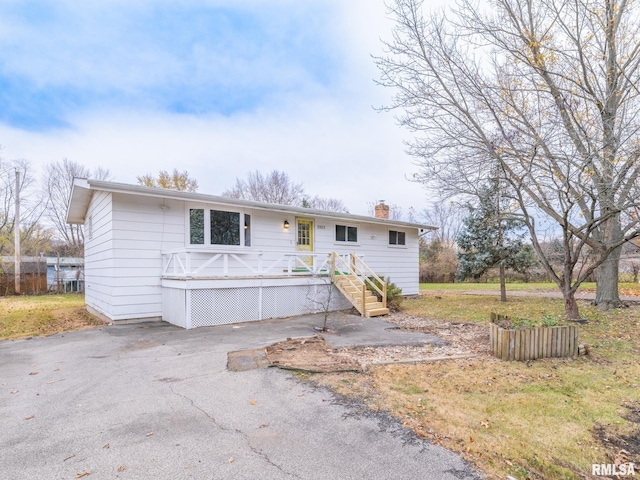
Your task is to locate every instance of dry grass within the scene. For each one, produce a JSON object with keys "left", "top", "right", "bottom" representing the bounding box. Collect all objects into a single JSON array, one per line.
[
  {"left": 0, "top": 293, "right": 104, "bottom": 340},
  {"left": 312, "top": 293, "right": 640, "bottom": 479}
]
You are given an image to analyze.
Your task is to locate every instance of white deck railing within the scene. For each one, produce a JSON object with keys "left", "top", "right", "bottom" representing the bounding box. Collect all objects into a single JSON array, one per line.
[{"left": 161, "top": 249, "right": 352, "bottom": 278}]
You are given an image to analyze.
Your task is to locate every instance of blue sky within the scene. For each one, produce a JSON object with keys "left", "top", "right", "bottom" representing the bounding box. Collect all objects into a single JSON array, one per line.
[{"left": 0, "top": 0, "right": 440, "bottom": 215}]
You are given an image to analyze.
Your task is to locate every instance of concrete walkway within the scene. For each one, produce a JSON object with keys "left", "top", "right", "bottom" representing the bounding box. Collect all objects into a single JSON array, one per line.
[{"left": 0, "top": 313, "right": 481, "bottom": 480}]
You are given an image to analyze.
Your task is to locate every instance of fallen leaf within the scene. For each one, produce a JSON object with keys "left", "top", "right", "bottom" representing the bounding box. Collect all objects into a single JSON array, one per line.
[
  {"left": 29, "top": 372, "right": 38, "bottom": 376},
  {"left": 118, "top": 466, "right": 125, "bottom": 472},
  {"left": 24, "top": 415, "right": 34, "bottom": 420},
  {"left": 469, "top": 436, "right": 474, "bottom": 443},
  {"left": 75, "top": 469, "right": 91, "bottom": 478},
  {"left": 249, "top": 400, "right": 256, "bottom": 405}
]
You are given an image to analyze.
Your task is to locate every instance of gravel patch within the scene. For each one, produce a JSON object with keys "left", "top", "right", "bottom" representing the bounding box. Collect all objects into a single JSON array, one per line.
[{"left": 334, "top": 313, "right": 491, "bottom": 368}]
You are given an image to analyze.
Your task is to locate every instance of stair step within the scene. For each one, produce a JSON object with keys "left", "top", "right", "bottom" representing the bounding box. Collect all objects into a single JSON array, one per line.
[
  {"left": 352, "top": 297, "right": 379, "bottom": 306},
  {"left": 343, "top": 286, "right": 367, "bottom": 295},
  {"left": 336, "top": 273, "right": 359, "bottom": 280},
  {"left": 365, "top": 307, "right": 390, "bottom": 317}
]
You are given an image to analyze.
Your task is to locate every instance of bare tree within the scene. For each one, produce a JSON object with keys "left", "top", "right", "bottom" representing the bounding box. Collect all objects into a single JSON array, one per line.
[
  {"left": 137, "top": 169, "right": 198, "bottom": 192},
  {"left": 303, "top": 196, "right": 349, "bottom": 213},
  {"left": 222, "top": 170, "right": 304, "bottom": 205},
  {"left": 43, "top": 159, "right": 111, "bottom": 255},
  {"left": 377, "top": 0, "right": 640, "bottom": 318},
  {"left": 0, "top": 158, "right": 47, "bottom": 255},
  {"left": 421, "top": 201, "right": 463, "bottom": 245}
]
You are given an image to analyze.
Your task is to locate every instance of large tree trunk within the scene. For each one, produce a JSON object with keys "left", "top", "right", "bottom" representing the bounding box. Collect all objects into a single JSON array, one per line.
[
  {"left": 595, "top": 216, "right": 623, "bottom": 309},
  {"left": 499, "top": 264, "right": 507, "bottom": 302},
  {"left": 595, "top": 245, "right": 622, "bottom": 309}
]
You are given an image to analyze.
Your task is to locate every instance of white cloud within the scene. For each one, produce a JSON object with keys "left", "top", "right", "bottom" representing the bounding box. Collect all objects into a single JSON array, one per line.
[
  {"left": 0, "top": 95, "right": 430, "bottom": 215},
  {"left": 0, "top": 0, "right": 440, "bottom": 217}
]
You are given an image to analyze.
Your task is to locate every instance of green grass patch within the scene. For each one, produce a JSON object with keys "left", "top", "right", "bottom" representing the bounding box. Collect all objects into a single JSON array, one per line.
[
  {"left": 420, "top": 281, "right": 640, "bottom": 296},
  {"left": 0, "top": 293, "right": 102, "bottom": 340},
  {"left": 419, "top": 282, "right": 563, "bottom": 291},
  {"left": 406, "top": 293, "right": 568, "bottom": 324}
]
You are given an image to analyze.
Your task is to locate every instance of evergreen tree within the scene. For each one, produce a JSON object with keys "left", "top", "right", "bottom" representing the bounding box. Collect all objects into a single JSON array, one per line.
[{"left": 456, "top": 178, "right": 538, "bottom": 301}]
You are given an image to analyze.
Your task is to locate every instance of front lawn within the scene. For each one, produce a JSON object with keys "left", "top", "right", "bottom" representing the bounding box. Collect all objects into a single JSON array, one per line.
[{"left": 313, "top": 293, "right": 640, "bottom": 479}]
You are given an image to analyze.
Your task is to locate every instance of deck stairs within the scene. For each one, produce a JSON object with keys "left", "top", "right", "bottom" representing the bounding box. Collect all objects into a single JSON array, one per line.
[{"left": 329, "top": 252, "right": 389, "bottom": 317}]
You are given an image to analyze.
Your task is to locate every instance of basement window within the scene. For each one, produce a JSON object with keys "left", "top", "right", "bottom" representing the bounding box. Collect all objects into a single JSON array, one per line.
[
  {"left": 389, "top": 230, "right": 406, "bottom": 246},
  {"left": 336, "top": 224, "right": 358, "bottom": 243}
]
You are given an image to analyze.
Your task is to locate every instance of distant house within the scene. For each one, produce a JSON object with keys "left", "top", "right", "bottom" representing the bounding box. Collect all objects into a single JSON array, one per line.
[
  {"left": 66, "top": 179, "right": 435, "bottom": 329},
  {"left": 45, "top": 257, "right": 84, "bottom": 292}
]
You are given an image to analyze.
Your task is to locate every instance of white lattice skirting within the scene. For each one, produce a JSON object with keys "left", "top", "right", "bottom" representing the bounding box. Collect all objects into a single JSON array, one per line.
[{"left": 161, "top": 281, "right": 352, "bottom": 329}]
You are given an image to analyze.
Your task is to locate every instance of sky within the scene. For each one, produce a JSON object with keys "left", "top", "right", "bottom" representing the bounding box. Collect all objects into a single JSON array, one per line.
[{"left": 0, "top": 0, "right": 444, "bottom": 216}]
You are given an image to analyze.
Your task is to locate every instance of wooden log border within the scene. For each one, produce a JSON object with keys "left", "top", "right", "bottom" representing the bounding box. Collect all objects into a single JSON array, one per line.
[{"left": 489, "top": 314, "right": 580, "bottom": 361}]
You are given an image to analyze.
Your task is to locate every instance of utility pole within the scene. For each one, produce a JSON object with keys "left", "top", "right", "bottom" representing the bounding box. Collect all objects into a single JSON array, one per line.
[{"left": 14, "top": 169, "right": 20, "bottom": 295}]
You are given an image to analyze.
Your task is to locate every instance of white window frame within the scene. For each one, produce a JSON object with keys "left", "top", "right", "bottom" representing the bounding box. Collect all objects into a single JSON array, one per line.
[
  {"left": 185, "top": 204, "right": 251, "bottom": 248},
  {"left": 334, "top": 223, "right": 359, "bottom": 245},
  {"left": 388, "top": 229, "right": 407, "bottom": 248}
]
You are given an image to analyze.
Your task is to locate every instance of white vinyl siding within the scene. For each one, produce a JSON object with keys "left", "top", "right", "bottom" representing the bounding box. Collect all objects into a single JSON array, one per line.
[
  {"left": 309, "top": 220, "right": 419, "bottom": 295},
  {"left": 106, "top": 193, "right": 184, "bottom": 321},
  {"left": 84, "top": 191, "right": 114, "bottom": 318}
]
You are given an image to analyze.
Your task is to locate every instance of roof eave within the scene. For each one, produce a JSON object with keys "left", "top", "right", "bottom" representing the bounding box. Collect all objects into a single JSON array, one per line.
[
  {"left": 72, "top": 179, "right": 437, "bottom": 230},
  {"left": 66, "top": 178, "right": 92, "bottom": 224}
]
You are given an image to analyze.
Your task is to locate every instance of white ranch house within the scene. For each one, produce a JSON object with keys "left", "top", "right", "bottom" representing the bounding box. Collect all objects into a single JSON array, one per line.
[{"left": 67, "top": 179, "right": 435, "bottom": 329}]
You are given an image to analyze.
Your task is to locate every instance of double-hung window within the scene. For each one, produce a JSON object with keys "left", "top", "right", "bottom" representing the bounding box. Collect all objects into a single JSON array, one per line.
[
  {"left": 389, "top": 230, "right": 406, "bottom": 246},
  {"left": 335, "top": 224, "right": 358, "bottom": 243},
  {"left": 189, "top": 208, "right": 251, "bottom": 247}
]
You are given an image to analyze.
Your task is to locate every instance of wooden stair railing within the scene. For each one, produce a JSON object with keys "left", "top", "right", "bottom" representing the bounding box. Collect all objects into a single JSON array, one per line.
[{"left": 329, "top": 252, "right": 389, "bottom": 318}]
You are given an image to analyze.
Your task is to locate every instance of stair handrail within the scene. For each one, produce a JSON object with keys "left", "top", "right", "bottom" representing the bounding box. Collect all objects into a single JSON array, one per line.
[
  {"left": 349, "top": 253, "right": 387, "bottom": 310},
  {"left": 330, "top": 253, "right": 363, "bottom": 291},
  {"left": 330, "top": 252, "right": 368, "bottom": 315}
]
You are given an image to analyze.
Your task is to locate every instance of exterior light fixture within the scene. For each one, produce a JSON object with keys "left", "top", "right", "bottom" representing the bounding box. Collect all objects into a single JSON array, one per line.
[{"left": 284, "top": 220, "right": 290, "bottom": 229}]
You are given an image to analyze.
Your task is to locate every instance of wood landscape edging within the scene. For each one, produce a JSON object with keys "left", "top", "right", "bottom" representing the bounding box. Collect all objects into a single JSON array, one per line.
[{"left": 489, "top": 313, "right": 581, "bottom": 361}]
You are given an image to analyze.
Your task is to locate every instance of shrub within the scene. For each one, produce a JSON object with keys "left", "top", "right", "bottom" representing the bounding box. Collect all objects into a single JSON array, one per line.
[{"left": 368, "top": 276, "right": 404, "bottom": 311}]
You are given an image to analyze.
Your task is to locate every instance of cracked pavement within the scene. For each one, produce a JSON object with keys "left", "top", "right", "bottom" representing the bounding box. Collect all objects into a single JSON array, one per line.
[{"left": 1, "top": 316, "right": 482, "bottom": 479}]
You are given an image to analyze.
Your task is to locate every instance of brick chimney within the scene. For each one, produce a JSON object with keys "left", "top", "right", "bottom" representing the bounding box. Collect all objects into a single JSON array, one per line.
[{"left": 374, "top": 200, "right": 389, "bottom": 219}]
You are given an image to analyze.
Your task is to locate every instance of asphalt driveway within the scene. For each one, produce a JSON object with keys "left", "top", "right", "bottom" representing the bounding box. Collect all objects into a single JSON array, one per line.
[{"left": 1, "top": 314, "right": 481, "bottom": 479}]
